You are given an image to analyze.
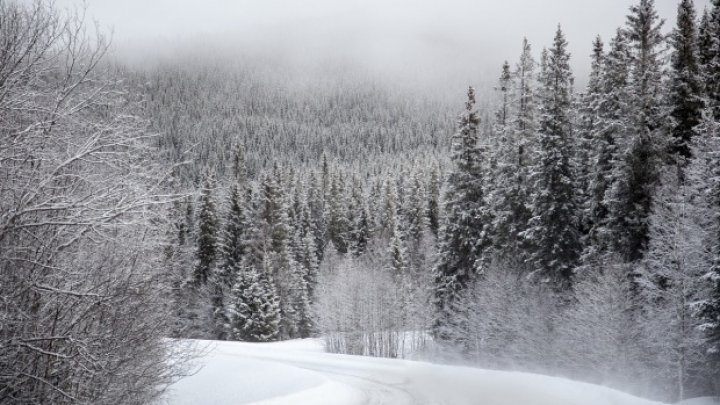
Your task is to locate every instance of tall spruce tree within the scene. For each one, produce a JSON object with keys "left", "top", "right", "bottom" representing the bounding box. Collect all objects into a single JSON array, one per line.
[
  {"left": 295, "top": 191, "right": 320, "bottom": 336},
  {"left": 349, "top": 179, "right": 371, "bottom": 256},
  {"left": 577, "top": 36, "right": 605, "bottom": 238},
  {"left": 382, "top": 178, "right": 399, "bottom": 237},
  {"left": 261, "top": 165, "right": 310, "bottom": 339},
  {"left": 496, "top": 61, "right": 512, "bottom": 128},
  {"left": 491, "top": 52, "right": 531, "bottom": 262},
  {"left": 219, "top": 186, "right": 247, "bottom": 286},
  {"left": 669, "top": 0, "right": 704, "bottom": 162},
  {"left": 245, "top": 186, "right": 266, "bottom": 271},
  {"left": 497, "top": 38, "right": 537, "bottom": 262},
  {"left": 261, "top": 166, "right": 287, "bottom": 254},
  {"left": 195, "top": 179, "right": 218, "bottom": 286},
  {"left": 432, "top": 87, "right": 493, "bottom": 340},
  {"left": 585, "top": 29, "right": 632, "bottom": 258},
  {"left": 428, "top": 166, "right": 441, "bottom": 237},
  {"left": 524, "top": 26, "right": 581, "bottom": 288},
  {"left": 327, "top": 175, "right": 351, "bottom": 254},
  {"left": 698, "top": 8, "right": 714, "bottom": 78},
  {"left": 307, "top": 172, "right": 327, "bottom": 261},
  {"left": 606, "top": 0, "right": 666, "bottom": 263},
  {"left": 403, "top": 173, "right": 427, "bottom": 246},
  {"left": 389, "top": 207, "right": 409, "bottom": 276},
  {"left": 515, "top": 37, "right": 538, "bottom": 144},
  {"left": 626, "top": 0, "right": 666, "bottom": 122},
  {"left": 213, "top": 185, "right": 250, "bottom": 339}
]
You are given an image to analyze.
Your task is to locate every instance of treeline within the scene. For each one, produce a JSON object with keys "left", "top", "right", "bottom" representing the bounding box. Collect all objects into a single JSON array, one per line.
[
  {"left": 165, "top": 147, "right": 442, "bottom": 347},
  {"left": 434, "top": 0, "right": 720, "bottom": 402},
  {"left": 133, "top": 61, "right": 457, "bottom": 185}
]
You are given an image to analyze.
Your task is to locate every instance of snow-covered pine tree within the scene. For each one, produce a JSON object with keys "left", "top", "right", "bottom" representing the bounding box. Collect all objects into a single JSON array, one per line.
[
  {"left": 491, "top": 53, "right": 531, "bottom": 263},
  {"left": 588, "top": 36, "right": 605, "bottom": 107},
  {"left": 577, "top": 36, "right": 605, "bottom": 238},
  {"left": 349, "top": 179, "right": 371, "bottom": 256},
  {"left": 295, "top": 192, "right": 320, "bottom": 337},
  {"left": 428, "top": 165, "right": 441, "bottom": 237},
  {"left": 226, "top": 262, "right": 281, "bottom": 342},
  {"left": 403, "top": 173, "right": 427, "bottom": 247},
  {"left": 491, "top": 60, "right": 512, "bottom": 182},
  {"left": 212, "top": 184, "right": 251, "bottom": 340},
  {"left": 219, "top": 186, "right": 247, "bottom": 287},
  {"left": 389, "top": 203, "right": 409, "bottom": 276},
  {"left": 698, "top": 7, "right": 714, "bottom": 79},
  {"left": 432, "top": 86, "right": 493, "bottom": 340},
  {"left": 626, "top": 0, "right": 666, "bottom": 121},
  {"left": 244, "top": 185, "right": 266, "bottom": 271},
  {"left": 291, "top": 185, "right": 318, "bottom": 338},
  {"left": 281, "top": 241, "right": 312, "bottom": 339},
  {"left": 515, "top": 37, "right": 538, "bottom": 146},
  {"left": 261, "top": 165, "right": 310, "bottom": 339},
  {"left": 668, "top": 0, "right": 704, "bottom": 162},
  {"left": 584, "top": 29, "right": 632, "bottom": 258},
  {"left": 606, "top": 0, "right": 667, "bottom": 263},
  {"left": 368, "top": 178, "right": 384, "bottom": 234},
  {"left": 307, "top": 172, "right": 327, "bottom": 261},
  {"left": 263, "top": 166, "right": 288, "bottom": 250},
  {"left": 496, "top": 61, "right": 512, "bottom": 128},
  {"left": 327, "top": 174, "right": 351, "bottom": 254},
  {"left": 194, "top": 179, "right": 218, "bottom": 286},
  {"left": 485, "top": 62, "right": 510, "bottom": 209},
  {"left": 382, "top": 177, "right": 399, "bottom": 237},
  {"left": 497, "top": 39, "right": 538, "bottom": 263},
  {"left": 524, "top": 26, "right": 581, "bottom": 289}
]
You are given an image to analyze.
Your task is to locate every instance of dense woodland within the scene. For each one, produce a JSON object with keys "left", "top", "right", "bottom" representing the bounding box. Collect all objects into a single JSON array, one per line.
[{"left": 3, "top": 0, "right": 720, "bottom": 403}]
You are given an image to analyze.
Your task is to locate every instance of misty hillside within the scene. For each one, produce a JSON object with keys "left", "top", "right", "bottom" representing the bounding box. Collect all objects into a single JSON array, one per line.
[{"left": 132, "top": 61, "right": 458, "bottom": 184}]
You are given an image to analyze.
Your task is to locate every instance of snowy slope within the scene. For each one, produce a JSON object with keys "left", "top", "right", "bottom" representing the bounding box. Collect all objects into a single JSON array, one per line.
[{"left": 162, "top": 339, "right": 667, "bottom": 405}]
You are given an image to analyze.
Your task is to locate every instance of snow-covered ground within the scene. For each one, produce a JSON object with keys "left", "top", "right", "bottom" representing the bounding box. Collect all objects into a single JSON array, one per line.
[
  {"left": 677, "top": 399, "right": 720, "bottom": 405},
  {"left": 161, "top": 339, "right": 683, "bottom": 405}
]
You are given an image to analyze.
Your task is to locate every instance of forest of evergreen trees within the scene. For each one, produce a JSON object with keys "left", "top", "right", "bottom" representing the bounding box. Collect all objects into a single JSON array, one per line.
[
  {"left": 3, "top": 0, "right": 720, "bottom": 403},
  {"left": 156, "top": 0, "right": 720, "bottom": 401}
]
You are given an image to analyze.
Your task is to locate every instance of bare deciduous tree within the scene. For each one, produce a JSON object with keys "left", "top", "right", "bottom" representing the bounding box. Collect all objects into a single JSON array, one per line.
[{"left": 0, "top": 1, "right": 188, "bottom": 403}]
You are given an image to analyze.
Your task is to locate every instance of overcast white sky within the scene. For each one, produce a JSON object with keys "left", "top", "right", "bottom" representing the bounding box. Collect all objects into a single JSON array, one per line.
[{"left": 52, "top": 0, "right": 711, "bottom": 87}]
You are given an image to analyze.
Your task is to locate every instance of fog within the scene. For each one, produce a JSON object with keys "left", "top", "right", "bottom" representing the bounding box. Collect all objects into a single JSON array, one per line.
[{"left": 55, "top": 0, "right": 711, "bottom": 89}]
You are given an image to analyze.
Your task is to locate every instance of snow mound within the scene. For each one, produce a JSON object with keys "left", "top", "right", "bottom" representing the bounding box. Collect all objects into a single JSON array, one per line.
[{"left": 162, "top": 339, "right": 667, "bottom": 405}]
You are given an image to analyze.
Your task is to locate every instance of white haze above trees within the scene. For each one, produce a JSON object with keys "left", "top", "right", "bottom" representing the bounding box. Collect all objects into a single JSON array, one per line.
[{"left": 54, "top": 0, "right": 711, "bottom": 90}]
